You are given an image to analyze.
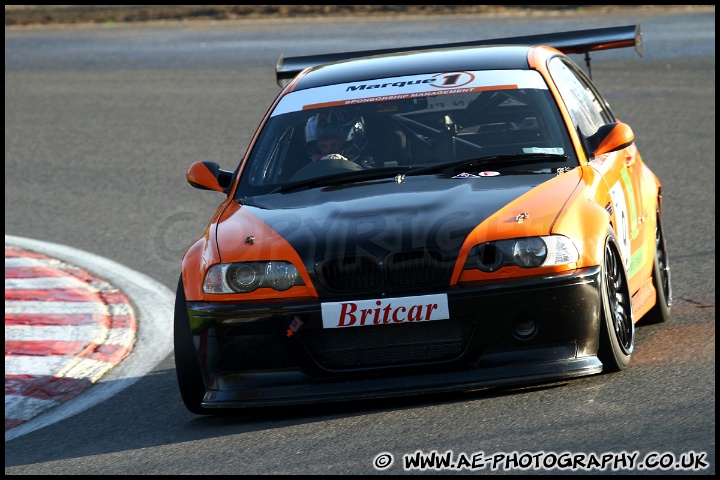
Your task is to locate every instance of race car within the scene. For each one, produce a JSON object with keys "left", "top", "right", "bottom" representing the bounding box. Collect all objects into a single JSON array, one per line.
[{"left": 174, "top": 24, "right": 672, "bottom": 414}]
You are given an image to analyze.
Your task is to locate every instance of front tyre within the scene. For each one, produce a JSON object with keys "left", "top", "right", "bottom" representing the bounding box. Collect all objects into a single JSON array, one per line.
[
  {"left": 173, "top": 276, "right": 211, "bottom": 415},
  {"left": 598, "top": 231, "right": 634, "bottom": 372}
]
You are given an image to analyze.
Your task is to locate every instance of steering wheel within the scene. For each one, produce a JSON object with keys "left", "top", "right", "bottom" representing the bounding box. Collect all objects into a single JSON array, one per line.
[{"left": 290, "top": 154, "right": 363, "bottom": 181}]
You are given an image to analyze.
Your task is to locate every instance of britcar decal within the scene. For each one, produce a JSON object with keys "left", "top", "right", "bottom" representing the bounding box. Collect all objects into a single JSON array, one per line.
[
  {"left": 272, "top": 70, "right": 549, "bottom": 115},
  {"left": 321, "top": 294, "right": 450, "bottom": 329}
]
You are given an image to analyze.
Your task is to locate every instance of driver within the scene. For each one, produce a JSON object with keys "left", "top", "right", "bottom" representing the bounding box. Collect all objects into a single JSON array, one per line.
[{"left": 305, "top": 108, "right": 370, "bottom": 164}]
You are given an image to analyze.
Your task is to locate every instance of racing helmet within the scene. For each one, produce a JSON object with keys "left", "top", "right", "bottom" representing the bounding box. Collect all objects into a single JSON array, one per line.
[{"left": 305, "top": 109, "right": 366, "bottom": 161}]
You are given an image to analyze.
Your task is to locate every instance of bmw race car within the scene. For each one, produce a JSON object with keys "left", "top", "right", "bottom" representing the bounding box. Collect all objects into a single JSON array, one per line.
[{"left": 174, "top": 25, "right": 672, "bottom": 414}]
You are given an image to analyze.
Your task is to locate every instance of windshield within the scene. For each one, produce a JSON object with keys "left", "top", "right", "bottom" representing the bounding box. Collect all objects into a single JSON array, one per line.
[{"left": 236, "top": 69, "right": 577, "bottom": 196}]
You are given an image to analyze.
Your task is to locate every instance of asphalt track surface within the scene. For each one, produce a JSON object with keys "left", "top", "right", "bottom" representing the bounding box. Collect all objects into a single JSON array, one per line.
[{"left": 5, "top": 8, "right": 715, "bottom": 475}]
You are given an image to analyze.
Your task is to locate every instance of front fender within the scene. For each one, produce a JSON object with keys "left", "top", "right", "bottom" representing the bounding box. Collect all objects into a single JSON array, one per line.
[
  {"left": 551, "top": 166, "right": 613, "bottom": 267},
  {"left": 181, "top": 201, "right": 232, "bottom": 301}
]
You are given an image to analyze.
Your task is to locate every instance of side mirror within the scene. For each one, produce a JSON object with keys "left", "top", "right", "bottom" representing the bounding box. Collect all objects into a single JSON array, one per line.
[
  {"left": 186, "top": 161, "right": 233, "bottom": 194},
  {"left": 586, "top": 122, "right": 635, "bottom": 157}
]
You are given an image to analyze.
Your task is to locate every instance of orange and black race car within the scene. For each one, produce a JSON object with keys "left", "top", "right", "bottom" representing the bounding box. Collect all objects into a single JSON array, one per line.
[{"left": 175, "top": 25, "right": 672, "bottom": 414}]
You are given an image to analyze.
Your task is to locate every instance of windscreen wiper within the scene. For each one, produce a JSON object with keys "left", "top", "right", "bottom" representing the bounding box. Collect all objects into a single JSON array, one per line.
[
  {"left": 404, "top": 153, "right": 570, "bottom": 176},
  {"left": 273, "top": 166, "right": 409, "bottom": 193}
]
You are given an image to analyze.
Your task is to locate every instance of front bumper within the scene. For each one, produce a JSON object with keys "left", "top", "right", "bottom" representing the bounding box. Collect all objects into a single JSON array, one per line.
[{"left": 185, "top": 266, "right": 603, "bottom": 408}]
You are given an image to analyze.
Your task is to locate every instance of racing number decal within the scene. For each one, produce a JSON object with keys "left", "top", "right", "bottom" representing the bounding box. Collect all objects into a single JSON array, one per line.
[{"left": 609, "top": 180, "right": 631, "bottom": 271}]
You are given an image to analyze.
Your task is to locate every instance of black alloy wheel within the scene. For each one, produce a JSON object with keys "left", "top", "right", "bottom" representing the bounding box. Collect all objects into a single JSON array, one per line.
[{"left": 598, "top": 232, "right": 634, "bottom": 372}]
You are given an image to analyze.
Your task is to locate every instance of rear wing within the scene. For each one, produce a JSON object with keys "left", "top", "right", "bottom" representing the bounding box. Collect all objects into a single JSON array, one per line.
[{"left": 275, "top": 24, "right": 642, "bottom": 86}]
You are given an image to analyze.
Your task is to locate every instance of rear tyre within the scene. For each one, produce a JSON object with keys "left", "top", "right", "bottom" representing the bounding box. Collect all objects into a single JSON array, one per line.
[
  {"left": 174, "top": 276, "right": 211, "bottom": 415},
  {"left": 598, "top": 231, "right": 634, "bottom": 372},
  {"left": 641, "top": 206, "right": 672, "bottom": 324}
]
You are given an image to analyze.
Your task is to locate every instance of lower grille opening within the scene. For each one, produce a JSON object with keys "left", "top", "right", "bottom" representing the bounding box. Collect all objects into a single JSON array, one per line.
[{"left": 300, "top": 319, "right": 474, "bottom": 370}]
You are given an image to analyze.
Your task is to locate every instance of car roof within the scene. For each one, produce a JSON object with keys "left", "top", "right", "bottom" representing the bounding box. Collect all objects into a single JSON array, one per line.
[{"left": 292, "top": 45, "right": 532, "bottom": 91}]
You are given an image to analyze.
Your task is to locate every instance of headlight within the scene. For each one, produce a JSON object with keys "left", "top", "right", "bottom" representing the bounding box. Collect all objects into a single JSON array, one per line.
[
  {"left": 264, "top": 261, "right": 301, "bottom": 291},
  {"left": 512, "top": 237, "right": 547, "bottom": 267},
  {"left": 464, "top": 235, "right": 579, "bottom": 272},
  {"left": 203, "top": 261, "right": 304, "bottom": 294}
]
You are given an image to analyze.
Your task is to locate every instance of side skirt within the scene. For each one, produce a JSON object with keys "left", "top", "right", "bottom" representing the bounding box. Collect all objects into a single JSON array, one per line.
[{"left": 631, "top": 276, "right": 656, "bottom": 322}]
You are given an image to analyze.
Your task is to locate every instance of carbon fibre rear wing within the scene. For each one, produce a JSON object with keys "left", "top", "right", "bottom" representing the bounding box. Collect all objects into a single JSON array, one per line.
[{"left": 275, "top": 24, "right": 642, "bottom": 86}]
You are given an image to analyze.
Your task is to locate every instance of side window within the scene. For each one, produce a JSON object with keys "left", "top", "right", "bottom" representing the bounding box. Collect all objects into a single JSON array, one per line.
[{"left": 548, "top": 57, "right": 613, "bottom": 137}]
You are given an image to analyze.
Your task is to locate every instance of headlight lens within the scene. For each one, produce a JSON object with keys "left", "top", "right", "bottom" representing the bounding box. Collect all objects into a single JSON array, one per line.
[
  {"left": 203, "top": 261, "right": 304, "bottom": 294},
  {"left": 265, "top": 261, "right": 301, "bottom": 291},
  {"left": 512, "top": 237, "right": 547, "bottom": 267},
  {"left": 228, "top": 263, "right": 263, "bottom": 292},
  {"left": 464, "top": 235, "right": 579, "bottom": 272}
]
